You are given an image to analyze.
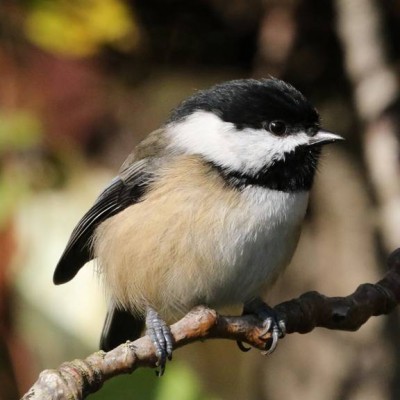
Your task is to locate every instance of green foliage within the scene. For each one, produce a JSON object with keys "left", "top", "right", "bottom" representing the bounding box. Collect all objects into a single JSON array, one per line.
[
  {"left": 0, "top": 110, "right": 42, "bottom": 228},
  {"left": 88, "top": 368, "right": 158, "bottom": 400},
  {"left": 0, "top": 111, "right": 41, "bottom": 152},
  {"left": 88, "top": 361, "right": 219, "bottom": 400},
  {"left": 155, "top": 362, "right": 218, "bottom": 400}
]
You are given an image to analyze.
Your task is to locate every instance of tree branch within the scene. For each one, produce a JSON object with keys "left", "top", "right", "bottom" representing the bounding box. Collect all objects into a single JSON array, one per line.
[{"left": 22, "top": 248, "right": 400, "bottom": 400}]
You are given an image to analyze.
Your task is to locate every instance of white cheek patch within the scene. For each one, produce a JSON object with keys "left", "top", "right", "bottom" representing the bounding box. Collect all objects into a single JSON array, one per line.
[{"left": 166, "top": 111, "right": 310, "bottom": 175}]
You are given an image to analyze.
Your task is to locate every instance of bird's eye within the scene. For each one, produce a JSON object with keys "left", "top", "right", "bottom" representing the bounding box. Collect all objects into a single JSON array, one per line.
[{"left": 268, "top": 120, "right": 287, "bottom": 136}]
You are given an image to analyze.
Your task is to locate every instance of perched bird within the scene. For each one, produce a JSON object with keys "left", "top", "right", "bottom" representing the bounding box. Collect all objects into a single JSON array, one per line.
[{"left": 53, "top": 78, "right": 342, "bottom": 374}]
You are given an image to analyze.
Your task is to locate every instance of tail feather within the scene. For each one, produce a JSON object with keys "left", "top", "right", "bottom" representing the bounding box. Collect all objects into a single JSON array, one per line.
[{"left": 100, "top": 306, "right": 145, "bottom": 351}]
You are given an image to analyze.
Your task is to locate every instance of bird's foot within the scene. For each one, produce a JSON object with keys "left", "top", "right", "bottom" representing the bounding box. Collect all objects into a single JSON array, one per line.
[
  {"left": 145, "top": 307, "right": 173, "bottom": 376},
  {"left": 237, "top": 298, "right": 286, "bottom": 355}
]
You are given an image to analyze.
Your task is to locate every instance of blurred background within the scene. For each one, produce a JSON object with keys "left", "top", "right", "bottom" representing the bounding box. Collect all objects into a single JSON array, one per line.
[{"left": 1, "top": 0, "right": 400, "bottom": 399}]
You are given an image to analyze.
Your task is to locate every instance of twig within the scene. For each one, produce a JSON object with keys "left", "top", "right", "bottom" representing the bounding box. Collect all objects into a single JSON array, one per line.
[{"left": 21, "top": 248, "right": 400, "bottom": 400}]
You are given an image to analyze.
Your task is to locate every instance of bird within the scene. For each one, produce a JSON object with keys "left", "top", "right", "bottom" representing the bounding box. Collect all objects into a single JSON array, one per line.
[{"left": 53, "top": 78, "right": 343, "bottom": 375}]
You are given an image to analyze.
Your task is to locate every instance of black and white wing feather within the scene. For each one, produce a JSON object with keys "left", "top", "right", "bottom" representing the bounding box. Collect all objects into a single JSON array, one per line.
[{"left": 53, "top": 159, "right": 152, "bottom": 285}]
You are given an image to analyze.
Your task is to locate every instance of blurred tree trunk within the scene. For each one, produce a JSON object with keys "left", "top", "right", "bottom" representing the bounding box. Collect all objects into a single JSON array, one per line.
[{"left": 336, "top": 0, "right": 400, "bottom": 398}]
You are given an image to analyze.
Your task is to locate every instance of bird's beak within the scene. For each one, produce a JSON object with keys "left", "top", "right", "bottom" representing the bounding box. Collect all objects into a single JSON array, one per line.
[{"left": 308, "top": 129, "right": 344, "bottom": 146}]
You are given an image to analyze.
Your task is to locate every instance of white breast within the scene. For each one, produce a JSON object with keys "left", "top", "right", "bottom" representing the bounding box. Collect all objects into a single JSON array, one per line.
[{"left": 204, "top": 186, "right": 309, "bottom": 307}]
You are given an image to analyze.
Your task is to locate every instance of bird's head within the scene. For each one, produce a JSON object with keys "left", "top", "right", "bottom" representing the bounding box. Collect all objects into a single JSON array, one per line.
[{"left": 166, "top": 79, "right": 343, "bottom": 191}]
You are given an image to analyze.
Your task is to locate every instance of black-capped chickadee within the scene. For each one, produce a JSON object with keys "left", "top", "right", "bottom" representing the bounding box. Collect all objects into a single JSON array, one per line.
[{"left": 53, "top": 78, "right": 343, "bottom": 374}]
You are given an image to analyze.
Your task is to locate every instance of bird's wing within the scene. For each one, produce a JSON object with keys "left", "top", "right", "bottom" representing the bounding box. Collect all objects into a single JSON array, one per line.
[{"left": 53, "top": 158, "right": 153, "bottom": 285}]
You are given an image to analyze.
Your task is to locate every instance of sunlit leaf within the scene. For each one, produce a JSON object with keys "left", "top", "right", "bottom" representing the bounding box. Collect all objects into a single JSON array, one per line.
[{"left": 24, "top": 0, "right": 139, "bottom": 57}]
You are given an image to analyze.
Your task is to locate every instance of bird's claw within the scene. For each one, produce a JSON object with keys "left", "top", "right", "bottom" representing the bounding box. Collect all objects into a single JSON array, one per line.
[
  {"left": 259, "top": 314, "right": 286, "bottom": 355},
  {"left": 241, "top": 299, "right": 286, "bottom": 355},
  {"left": 260, "top": 322, "right": 283, "bottom": 355},
  {"left": 236, "top": 340, "right": 252, "bottom": 352},
  {"left": 146, "top": 308, "right": 173, "bottom": 376}
]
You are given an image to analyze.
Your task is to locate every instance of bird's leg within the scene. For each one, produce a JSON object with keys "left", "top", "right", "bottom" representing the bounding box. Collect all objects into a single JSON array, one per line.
[
  {"left": 145, "top": 307, "right": 173, "bottom": 376},
  {"left": 237, "top": 297, "right": 286, "bottom": 355}
]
